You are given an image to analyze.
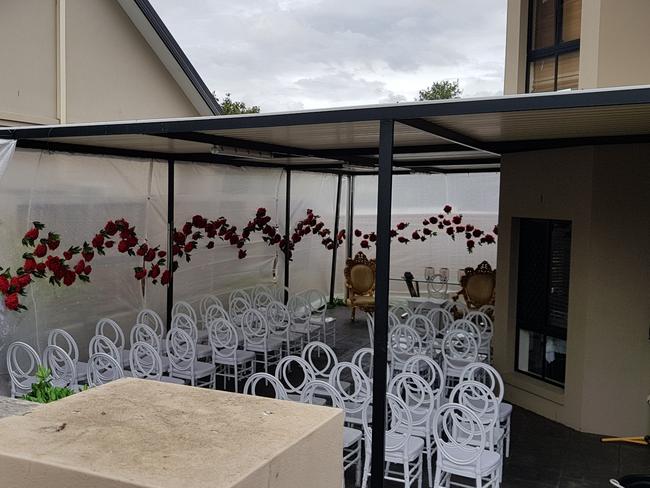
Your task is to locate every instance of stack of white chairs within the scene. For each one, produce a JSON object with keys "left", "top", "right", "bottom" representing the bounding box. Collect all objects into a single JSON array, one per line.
[
  {"left": 208, "top": 318, "right": 255, "bottom": 392},
  {"left": 95, "top": 318, "right": 129, "bottom": 368},
  {"left": 166, "top": 327, "right": 216, "bottom": 387},
  {"left": 171, "top": 312, "right": 212, "bottom": 360}
]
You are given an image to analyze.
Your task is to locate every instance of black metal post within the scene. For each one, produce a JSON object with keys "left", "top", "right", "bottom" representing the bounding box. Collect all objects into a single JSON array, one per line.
[
  {"left": 346, "top": 175, "right": 355, "bottom": 260},
  {"left": 284, "top": 169, "right": 291, "bottom": 303},
  {"left": 166, "top": 159, "right": 175, "bottom": 332},
  {"left": 329, "top": 174, "right": 343, "bottom": 304},
  {"left": 370, "top": 120, "right": 394, "bottom": 488}
]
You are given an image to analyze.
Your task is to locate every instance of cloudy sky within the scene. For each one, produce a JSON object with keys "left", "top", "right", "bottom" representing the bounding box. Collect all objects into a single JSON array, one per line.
[{"left": 150, "top": 0, "right": 507, "bottom": 113}]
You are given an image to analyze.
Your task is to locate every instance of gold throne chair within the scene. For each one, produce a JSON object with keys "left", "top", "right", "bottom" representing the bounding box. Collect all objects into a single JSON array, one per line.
[{"left": 344, "top": 252, "right": 376, "bottom": 320}]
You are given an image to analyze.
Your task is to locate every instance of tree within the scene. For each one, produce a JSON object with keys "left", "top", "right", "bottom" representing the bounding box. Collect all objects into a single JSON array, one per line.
[
  {"left": 213, "top": 92, "right": 261, "bottom": 115},
  {"left": 417, "top": 80, "right": 462, "bottom": 101}
]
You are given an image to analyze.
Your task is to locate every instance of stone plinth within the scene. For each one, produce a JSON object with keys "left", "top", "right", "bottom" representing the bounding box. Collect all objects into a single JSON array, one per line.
[{"left": 0, "top": 378, "right": 343, "bottom": 488}]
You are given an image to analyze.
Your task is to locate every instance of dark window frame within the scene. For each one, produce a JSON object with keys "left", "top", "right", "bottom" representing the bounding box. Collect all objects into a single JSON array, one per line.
[
  {"left": 514, "top": 218, "right": 572, "bottom": 387},
  {"left": 526, "top": 0, "right": 581, "bottom": 93}
]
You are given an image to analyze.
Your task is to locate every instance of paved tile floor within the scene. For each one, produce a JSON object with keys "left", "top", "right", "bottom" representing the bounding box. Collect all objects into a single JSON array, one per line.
[{"left": 328, "top": 307, "right": 650, "bottom": 488}]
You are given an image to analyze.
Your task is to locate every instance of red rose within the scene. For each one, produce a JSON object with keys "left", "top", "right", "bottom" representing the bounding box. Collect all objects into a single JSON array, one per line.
[
  {"left": 0, "top": 276, "right": 9, "bottom": 294},
  {"left": 47, "top": 236, "right": 60, "bottom": 251},
  {"left": 429, "top": 217, "right": 438, "bottom": 224},
  {"left": 36, "top": 263, "right": 46, "bottom": 273},
  {"left": 136, "top": 244, "right": 148, "bottom": 257},
  {"left": 291, "top": 233, "right": 301, "bottom": 243},
  {"left": 422, "top": 220, "right": 429, "bottom": 226},
  {"left": 237, "top": 240, "right": 245, "bottom": 248},
  {"left": 389, "top": 230, "right": 398, "bottom": 238},
  {"left": 82, "top": 251, "right": 94, "bottom": 262},
  {"left": 443, "top": 205, "right": 452, "bottom": 214},
  {"left": 63, "top": 270, "right": 76, "bottom": 287},
  {"left": 118, "top": 240, "right": 129, "bottom": 253},
  {"left": 483, "top": 234, "right": 495, "bottom": 244},
  {"left": 173, "top": 232, "right": 186, "bottom": 245},
  {"left": 144, "top": 249, "right": 157, "bottom": 262},
  {"left": 238, "top": 249, "right": 247, "bottom": 259},
  {"left": 74, "top": 260, "right": 85, "bottom": 275},
  {"left": 446, "top": 227, "right": 455, "bottom": 236},
  {"left": 161, "top": 270, "right": 171, "bottom": 286},
  {"left": 84, "top": 265, "right": 92, "bottom": 275},
  {"left": 34, "top": 243, "right": 47, "bottom": 258},
  {"left": 398, "top": 237, "right": 409, "bottom": 243},
  {"left": 465, "top": 224, "right": 474, "bottom": 232},
  {"left": 192, "top": 215, "right": 206, "bottom": 228},
  {"left": 256, "top": 207, "right": 266, "bottom": 217},
  {"left": 182, "top": 222, "right": 193, "bottom": 235},
  {"left": 127, "top": 236, "right": 138, "bottom": 248},
  {"left": 63, "top": 251, "right": 73, "bottom": 261},
  {"left": 24, "top": 228, "right": 39, "bottom": 241},
  {"left": 360, "top": 240, "right": 369, "bottom": 249},
  {"left": 354, "top": 229, "right": 362, "bottom": 237},
  {"left": 184, "top": 242, "right": 196, "bottom": 253},
  {"left": 423, "top": 228, "right": 432, "bottom": 236},
  {"left": 17, "top": 274, "right": 31, "bottom": 288},
  {"left": 4, "top": 293, "right": 19, "bottom": 311},
  {"left": 92, "top": 234, "right": 105, "bottom": 248},
  {"left": 105, "top": 240, "right": 115, "bottom": 248},
  {"left": 23, "top": 258, "right": 37, "bottom": 273},
  {"left": 493, "top": 225, "right": 498, "bottom": 235},
  {"left": 443, "top": 219, "right": 451, "bottom": 226},
  {"left": 149, "top": 265, "right": 161, "bottom": 279},
  {"left": 134, "top": 268, "right": 147, "bottom": 280},
  {"left": 206, "top": 241, "right": 215, "bottom": 249},
  {"left": 396, "top": 222, "right": 407, "bottom": 230},
  {"left": 46, "top": 256, "right": 62, "bottom": 273},
  {"left": 412, "top": 231, "right": 420, "bottom": 240},
  {"left": 10, "top": 277, "right": 22, "bottom": 292},
  {"left": 228, "top": 235, "right": 239, "bottom": 246},
  {"left": 472, "top": 229, "right": 483, "bottom": 238},
  {"left": 466, "top": 240, "right": 476, "bottom": 250},
  {"left": 104, "top": 221, "right": 118, "bottom": 236},
  {"left": 456, "top": 226, "right": 465, "bottom": 233},
  {"left": 369, "top": 233, "right": 377, "bottom": 242},
  {"left": 158, "top": 250, "right": 166, "bottom": 258},
  {"left": 452, "top": 215, "right": 462, "bottom": 225}
]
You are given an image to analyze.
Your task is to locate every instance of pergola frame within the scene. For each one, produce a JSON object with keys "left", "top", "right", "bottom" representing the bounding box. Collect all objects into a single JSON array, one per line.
[{"left": 3, "top": 85, "right": 650, "bottom": 488}]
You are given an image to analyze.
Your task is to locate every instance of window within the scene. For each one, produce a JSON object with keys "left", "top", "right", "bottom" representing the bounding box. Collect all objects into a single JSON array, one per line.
[
  {"left": 527, "top": 0, "right": 581, "bottom": 93},
  {"left": 515, "top": 218, "right": 572, "bottom": 386}
]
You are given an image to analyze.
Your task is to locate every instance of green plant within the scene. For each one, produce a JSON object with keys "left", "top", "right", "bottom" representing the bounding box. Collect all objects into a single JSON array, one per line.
[
  {"left": 327, "top": 297, "right": 346, "bottom": 309},
  {"left": 23, "top": 366, "right": 75, "bottom": 404}
]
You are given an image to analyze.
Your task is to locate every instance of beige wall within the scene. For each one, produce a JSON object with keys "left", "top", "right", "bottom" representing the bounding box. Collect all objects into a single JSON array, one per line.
[
  {"left": 503, "top": 0, "right": 528, "bottom": 95},
  {"left": 494, "top": 144, "right": 650, "bottom": 436},
  {"left": 0, "top": 0, "right": 201, "bottom": 126}
]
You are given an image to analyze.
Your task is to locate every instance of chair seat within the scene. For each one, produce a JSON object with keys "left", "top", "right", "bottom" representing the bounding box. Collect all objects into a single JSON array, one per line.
[
  {"left": 343, "top": 427, "right": 362, "bottom": 448},
  {"left": 245, "top": 338, "right": 284, "bottom": 352},
  {"left": 499, "top": 402, "right": 513, "bottom": 422},
  {"left": 213, "top": 350, "right": 256, "bottom": 365},
  {"left": 351, "top": 296, "right": 375, "bottom": 307},
  {"left": 385, "top": 434, "right": 424, "bottom": 463},
  {"left": 444, "top": 359, "right": 474, "bottom": 377},
  {"left": 170, "top": 361, "right": 216, "bottom": 379},
  {"left": 287, "top": 393, "right": 327, "bottom": 406},
  {"left": 440, "top": 448, "right": 501, "bottom": 476},
  {"left": 195, "top": 343, "right": 212, "bottom": 359},
  {"left": 270, "top": 331, "right": 303, "bottom": 342},
  {"left": 293, "top": 323, "right": 321, "bottom": 335},
  {"left": 310, "top": 316, "right": 336, "bottom": 325},
  {"left": 160, "top": 375, "right": 186, "bottom": 385}
]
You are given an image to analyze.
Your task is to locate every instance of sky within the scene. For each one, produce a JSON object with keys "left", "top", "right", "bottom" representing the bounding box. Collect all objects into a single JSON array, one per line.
[{"left": 150, "top": 0, "right": 507, "bottom": 113}]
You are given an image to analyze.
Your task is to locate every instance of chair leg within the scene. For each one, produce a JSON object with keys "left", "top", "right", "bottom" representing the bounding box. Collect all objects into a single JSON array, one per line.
[
  {"left": 351, "top": 306, "right": 356, "bottom": 321},
  {"left": 433, "top": 467, "right": 441, "bottom": 488}
]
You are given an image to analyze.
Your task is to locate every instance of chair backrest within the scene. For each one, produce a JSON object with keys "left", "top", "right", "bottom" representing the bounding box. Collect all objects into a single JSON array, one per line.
[
  {"left": 136, "top": 309, "right": 164, "bottom": 338},
  {"left": 300, "top": 380, "right": 346, "bottom": 408},
  {"left": 129, "top": 341, "right": 164, "bottom": 380},
  {"left": 301, "top": 341, "right": 338, "bottom": 380},
  {"left": 426, "top": 308, "right": 454, "bottom": 337},
  {"left": 42, "top": 345, "right": 77, "bottom": 389},
  {"left": 166, "top": 327, "right": 196, "bottom": 372},
  {"left": 365, "top": 314, "right": 374, "bottom": 345},
  {"left": 265, "top": 301, "right": 291, "bottom": 335},
  {"left": 243, "top": 373, "right": 288, "bottom": 400},
  {"left": 390, "top": 305, "right": 410, "bottom": 322},
  {"left": 465, "top": 311, "right": 494, "bottom": 346},
  {"left": 47, "top": 329, "right": 80, "bottom": 365},
  {"left": 95, "top": 318, "right": 125, "bottom": 352},
  {"left": 441, "top": 329, "right": 479, "bottom": 368},
  {"left": 361, "top": 393, "right": 412, "bottom": 453},
  {"left": 171, "top": 312, "right": 199, "bottom": 343},
  {"left": 449, "top": 319, "right": 482, "bottom": 346},
  {"left": 87, "top": 353, "right": 124, "bottom": 387},
  {"left": 478, "top": 304, "right": 495, "bottom": 319},
  {"left": 130, "top": 323, "right": 162, "bottom": 354},
  {"left": 172, "top": 300, "right": 197, "bottom": 324},
  {"left": 405, "top": 314, "right": 435, "bottom": 346},
  {"left": 414, "top": 301, "right": 439, "bottom": 315},
  {"left": 351, "top": 347, "right": 374, "bottom": 379},
  {"left": 229, "top": 296, "right": 252, "bottom": 325},
  {"left": 329, "top": 361, "right": 371, "bottom": 415},
  {"left": 241, "top": 308, "right": 269, "bottom": 346},
  {"left": 208, "top": 318, "right": 239, "bottom": 361},
  {"left": 6, "top": 342, "right": 41, "bottom": 393},
  {"left": 275, "top": 355, "right": 316, "bottom": 396},
  {"left": 387, "top": 310, "right": 401, "bottom": 329},
  {"left": 204, "top": 304, "right": 230, "bottom": 326},
  {"left": 388, "top": 372, "right": 435, "bottom": 430},
  {"left": 344, "top": 251, "right": 376, "bottom": 296},
  {"left": 89, "top": 334, "right": 122, "bottom": 363},
  {"left": 229, "top": 289, "right": 252, "bottom": 311},
  {"left": 389, "top": 324, "right": 423, "bottom": 364},
  {"left": 403, "top": 354, "right": 445, "bottom": 405},
  {"left": 302, "top": 289, "right": 327, "bottom": 317},
  {"left": 433, "top": 403, "right": 486, "bottom": 466},
  {"left": 253, "top": 284, "right": 273, "bottom": 298},
  {"left": 199, "top": 295, "right": 223, "bottom": 325},
  {"left": 253, "top": 290, "right": 275, "bottom": 310},
  {"left": 287, "top": 294, "right": 312, "bottom": 327},
  {"left": 449, "top": 381, "right": 499, "bottom": 439},
  {"left": 458, "top": 261, "right": 496, "bottom": 309},
  {"left": 460, "top": 362, "right": 505, "bottom": 403},
  {"left": 272, "top": 284, "right": 291, "bottom": 302}
]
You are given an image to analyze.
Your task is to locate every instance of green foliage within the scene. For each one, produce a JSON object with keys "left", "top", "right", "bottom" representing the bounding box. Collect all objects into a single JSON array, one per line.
[
  {"left": 214, "top": 92, "right": 261, "bottom": 115},
  {"left": 327, "top": 297, "right": 347, "bottom": 309},
  {"left": 417, "top": 80, "right": 462, "bottom": 101},
  {"left": 23, "top": 366, "right": 74, "bottom": 404}
]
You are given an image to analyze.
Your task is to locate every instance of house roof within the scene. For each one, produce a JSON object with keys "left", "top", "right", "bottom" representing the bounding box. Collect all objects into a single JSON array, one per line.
[
  {"left": 3, "top": 85, "right": 650, "bottom": 176},
  {"left": 117, "top": 0, "right": 222, "bottom": 116}
]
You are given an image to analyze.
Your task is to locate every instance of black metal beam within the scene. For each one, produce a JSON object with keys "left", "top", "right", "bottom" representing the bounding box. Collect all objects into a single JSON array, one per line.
[
  {"left": 431, "top": 167, "right": 501, "bottom": 174},
  {"left": 284, "top": 169, "right": 291, "bottom": 304},
  {"left": 319, "top": 143, "right": 476, "bottom": 156},
  {"left": 166, "top": 159, "right": 175, "bottom": 332},
  {"left": 329, "top": 175, "right": 343, "bottom": 304},
  {"left": 397, "top": 118, "right": 498, "bottom": 154},
  {"left": 394, "top": 156, "right": 501, "bottom": 167},
  {"left": 492, "top": 133, "right": 650, "bottom": 153},
  {"left": 346, "top": 175, "right": 355, "bottom": 260},
  {"left": 371, "top": 119, "right": 394, "bottom": 488}
]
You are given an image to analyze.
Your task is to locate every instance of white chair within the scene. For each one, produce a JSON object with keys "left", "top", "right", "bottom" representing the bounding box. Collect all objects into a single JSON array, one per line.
[
  {"left": 366, "top": 314, "right": 374, "bottom": 345},
  {"left": 405, "top": 314, "right": 436, "bottom": 355},
  {"left": 432, "top": 403, "right": 501, "bottom": 488},
  {"left": 449, "top": 318, "right": 483, "bottom": 361},
  {"left": 136, "top": 309, "right": 165, "bottom": 339},
  {"left": 389, "top": 372, "right": 436, "bottom": 488},
  {"left": 229, "top": 296, "right": 251, "bottom": 327},
  {"left": 266, "top": 300, "right": 303, "bottom": 356},
  {"left": 172, "top": 300, "right": 197, "bottom": 323},
  {"left": 199, "top": 294, "right": 224, "bottom": 326},
  {"left": 129, "top": 342, "right": 184, "bottom": 384},
  {"left": 130, "top": 323, "right": 165, "bottom": 358},
  {"left": 461, "top": 362, "right": 512, "bottom": 458},
  {"left": 426, "top": 308, "right": 454, "bottom": 355},
  {"left": 95, "top": 318, "right": 129, "bottom": 367},
  {"left": 403, "top": 355, "right": 445, "bottom": 409},
  {"left": 87, "top": 353, "right": 124, "bottom": 387},
  {"left": 466, "top": 311, "right": 494, "bottom": 362},
  {"left": 89, "top": 334, "right": 131, "bottom": 377},
  {"left": 390, "top": 304, "right": 410, "bottom": 322},
  {"left": 229, "top": 289, "right": 252, "bottom": 310},
  {"left": 171, "top": 313, "right": 212, "bottom": 359},
  {"left": 243, "top": 372, "right": 288, "bottom": 400},
  {"left": 301, "top": 341, "right": 344, "bottom": 385},
  {"left": 6, "top": 342, "right": 42, "bottom": 398},
  {"left": 47, "top": 329, "right": 88, "bottom": 383},
  {"left": 288, "top": 295, "right": 322, "bottom": 343},
  {"left": 241, "top": 309, "right": 283, "bottom": 373},
  {"left": 209, "top": 318, "right": 255, "bottom": 392},
  {"left": 275, "top": 355, "right": 325, "bottom": 405},
  {"left": 351, "top": 347, "right": 374, "bottom": 381},
  {"left": 389, "top": 324, "right": 423, "bottom": 373},
  {"left": 166, "top": 328, "right": 216, "bottom": 387},
  {"left": 253, "top": 290, "right": 275, "bottom": 310},
  {"left": 303, "top": 289, "right": 337, "bottom": 347},
  {"left": 329, "top": 361, "right": 372, "bottom": 428},
  {"left": 42, "top": 345, "right": 79, "bottom": 391},
  {"left": 441, "top": 329, "right": 479, "bottom": 396},
  {"left": 301, "top": 380, "right": 363, "bottom": 487},
  {"left": 361, "top": 393, "right": 424, "bottom": 488},
  {"left": 272, "top": 284, "right": 291, "bottom": 303}
]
